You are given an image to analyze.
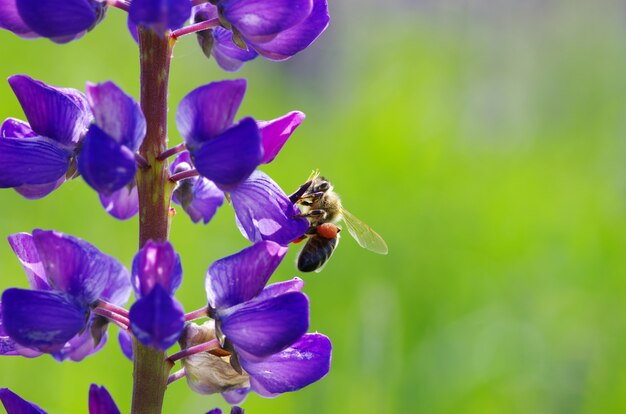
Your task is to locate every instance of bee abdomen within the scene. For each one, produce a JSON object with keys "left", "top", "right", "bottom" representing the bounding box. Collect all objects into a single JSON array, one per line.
[{"left": 297, "top": 236, "right": 338, "bottom": 273}]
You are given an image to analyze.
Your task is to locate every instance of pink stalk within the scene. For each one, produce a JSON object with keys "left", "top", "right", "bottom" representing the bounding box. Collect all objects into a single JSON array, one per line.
[
  {"left": 170, "top": 19, "right": 220, "bottom": 40},
  {"left": 167, "top": 339, "right": 220, "bottom": 363}
]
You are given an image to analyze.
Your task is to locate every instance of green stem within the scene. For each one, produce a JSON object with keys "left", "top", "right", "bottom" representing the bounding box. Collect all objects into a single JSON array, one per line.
[{"left": 131, "top": 27, "right": 175, "bottom": 414}]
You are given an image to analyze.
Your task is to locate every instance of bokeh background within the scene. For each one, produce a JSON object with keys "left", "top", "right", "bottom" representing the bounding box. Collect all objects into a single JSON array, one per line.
[{"left": 2, "top": 0, "right": 626, "bottom": 412}]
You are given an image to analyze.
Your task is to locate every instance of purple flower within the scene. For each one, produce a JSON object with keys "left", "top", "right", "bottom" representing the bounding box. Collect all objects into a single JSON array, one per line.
[
  {"left": 191, "top": 0, "right": 329, "bottom": 71},
  {"left": 128, "top": 240, "right": 185, "bottom": 350},
  {"left": 0, "top": 230, "right": 131, "bottom": 360},
  {"left": 129, "top": 0, "right": 192, "bottom": 35},
  {"left": 79, "top": 81, "right": 146, "bottom": 196},
  {"left": 0, "top": 0, "right": 107, "bottom": 43},
  {"left": 0, "top": 385, "right": 120, "bottom": 414},
  {"left": 99, "top": 181, "right": 139, "bottom": 220},
  {"left": 207, "top": 407, "right": 244, "bottom": 414},
  {"left": 0, "top": 75, "right": 92, "bottom": 199}
]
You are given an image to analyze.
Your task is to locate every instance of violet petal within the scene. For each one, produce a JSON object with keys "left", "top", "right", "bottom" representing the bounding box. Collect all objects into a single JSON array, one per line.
[
  {"left": 7, "top": 233, "right": 49, "bottom": 290},
  {"left": 51, "top": 317, "right": 108, "bottom": 362},
  {"left": 131, "top": 240, "right": 182, "bottom": 298},
  {"left": 0, "top": 0, "right": 38, "bottom": 38},
  {"left": 220, "top": 292, "right": 309, "bottom": 358},
  {"left": 0, "top": 118, "right": 37, "bottom": 138},
  {"left": 86, "top": 81, "right": 146, "bottom": 151},
  {"left": 176, "top": 79, "right": 246, "bottom": 150},
  {"left": 258, "top": 111, "right": 304, "bottom": 164},
  {"left": 0, "top": 137, "right": 72, "bottom": 188},
  {"left": 1, "top": 288, "right": 88, "bottom": 352},
  {"left": 211, "top": 27, "right": 258, "bottom": 72},
  {"left": 222, "top": 388, "right": 249, "bottom": 405},
  {"left": 78, "top": 124, "right": 137, "bottom": 195},
  {"left": 205, "top": 241, "right": 287, "bottom": 310},
  {"left": 98, "top": 183, "right": 139, "bottom": 221},
  {"left": 129, "top": 284, "right": 185, "bottom": 350},
  {"left": 0, "top": 388, "right": 47, "bottom": 414},
  {"left": 192, "top": 117, "right": 262, "bottom": 191},
  {"left": 129, "top": 0, "right": 192, "bottom": 34},
  {"left": 89, "top": 384, "right": 121, "bottom": 414},
  {"left": 14, "top": 175, "right": 66, "bottom": 200},
  {"left": 257, "top": 277, "right": 304, "bottom": 301},
  {"left": 243, "top": 333, "right": 332, "bottom": 395},
  {"left": 8, "top": 75, "right": 92, "bottom": 146},
  {"left": 118, "top": 330, "right": 133, "bottom": 361},
  {"left": 231, "top": 170, "right": 309, "bottom": 245},
  {"left": 221, "top": 0, "right": 312, "bottom": 39}
]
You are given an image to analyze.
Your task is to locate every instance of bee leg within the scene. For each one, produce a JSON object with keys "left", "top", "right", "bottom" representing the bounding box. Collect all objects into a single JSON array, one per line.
[
  {"left": 305, "top": 225, "right": 319, "bottom": 235},
  {"left": 288, "top": 180, "right": 313, "bottom": 203},
  {"left": 292, "top": 209, "right": 327, "bottom": 219}
]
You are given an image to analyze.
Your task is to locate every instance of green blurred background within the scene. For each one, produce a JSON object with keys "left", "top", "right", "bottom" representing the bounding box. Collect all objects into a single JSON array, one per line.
[{"left": 2, "top": 0, "right": 626, "bottom": 412}]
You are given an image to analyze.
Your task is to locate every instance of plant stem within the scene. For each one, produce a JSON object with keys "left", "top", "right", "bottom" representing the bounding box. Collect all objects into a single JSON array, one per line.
[{"left": 132, "top": 27, "right": 175, "bottom": 414}]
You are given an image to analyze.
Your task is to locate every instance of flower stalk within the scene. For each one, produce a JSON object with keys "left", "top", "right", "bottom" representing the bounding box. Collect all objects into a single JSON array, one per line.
[{"left": 132, "top": 27, "right": 175, "bottom": 414}]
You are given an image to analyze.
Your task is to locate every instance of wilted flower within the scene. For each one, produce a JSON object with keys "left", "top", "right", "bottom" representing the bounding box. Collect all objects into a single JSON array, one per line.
[
  {"left": 0, "top": 230, "right": 131, "bottom": 361},
  {"left": 0, "top": 0, "right": 107, "bottom": 43},
  {"left": 129, "top": 240, "right": 185, "bottom": 350}
]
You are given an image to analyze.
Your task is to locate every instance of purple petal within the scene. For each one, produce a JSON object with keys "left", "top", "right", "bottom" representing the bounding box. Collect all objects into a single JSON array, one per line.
[
  {"left": 0, "top": 389, "right": 47, "bottom": 414},
  {"left": 222, "top": 388, "right": 249, "bottom": 405},
  {"left": 230, "top": 408, "right": 244, "bottom": 414},
  {"left": 89, "top": 385, "right": 121, "bottom": 414},
  {"left": 7, "top": 233, "right": 49, "bottom": 290},
  {"left": 31, "top": 229, "right": 130, "bottom": 305},
  {"left": 99, "top": 183, "right": 139, "bottom": 220},
  {"left": 258, "top": 111, "right": 304, "bottom": 164},
  {"left": 0, "top": 137, "right": 72, "bottom": 188},
  {"left": 231, "top": 170, "right": 308, "bottom": 245},
  {"left": 205, "top": 241, "right": 287, "bottom": 310},
  {"left": 129, "top": 284, "right": 185, "bottom": 350},
  {"left": 176, "top": 79, "right": 246, "bottom": 150},
  {"left": 244, "top": 333, "right": 331, "bottom": 395},
  {"left": 131, "top": 240, "right": 182, "bottom": 298},
  {"left": 1, "top": 289, "right": 88, "bottom": 353},
  {"left": 211, "top": 27, "right": 258, "bottom": 72},
  {"left": 220, "top": 292, "right": 309, "bottom": 358},
  {"left": 118, "top": 330, "right": 133, "bottom": 361},
  {"left": 257, "top": 278, "right": 304, "bottom": 301},
  {"left": 15, "top": 0, "right": 104, "bottom": 43},
  {"left": 86, "top": 81, "right": 146, "bottom": 151},
  {"left": 207, "top": 410, "right": 221, "bottom": 414},
  {"left": 129, "top": 0, "right": 192, "bottom": 34},
  {"left": 51, "top": 317, "right": 108, "bottom": 362},
  {"left": 192, "top": 117, "right": 262, "bottom": 190},
  {"left": 14, "top": 175, "right": 66, "bottom": 200},
  {"left": 1, "top": 118, "right": 37, "bottom": 138},
  {"left": 0, "top": 0, "right": 38, "bottom": 38},
  {"left": 78, "top": 125, "right": 137, "bottom": 195},
  {"left": 0, "top": 304, "right": 43, "bottom": 358},
  {"left": 248, "top": 0, "right": 329, "bottom": 61},
  {"left": 8, "top": 75, "right": 92, "bottom": 146},
  {"left": 221, "top": 0, "right": 312, "bottom": 39},
  {"left": 181, "top": 178, "right": 225, "bottom": 224},
  {"left": 127, "top": 15, "right": 138, "bottom": 43}
]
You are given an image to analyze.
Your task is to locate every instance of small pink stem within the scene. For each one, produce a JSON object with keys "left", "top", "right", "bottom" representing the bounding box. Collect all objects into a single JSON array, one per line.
[
  {"left": 170, "top": 169, "right": 199, "bottom": 183},
  {"left": 167, "top": 339, "right": 219, "bottom": 363},
  {"left": 135, "top": 153, "right": 150, "bottom": 169},
  {"left": 185, "top": 306, "right": 208, "bottom": 321},
  {"left": 157, "top": 143, "right": 186, "bottom": 161},
  {"left": 170, "top": 18, "right": 220, "bottom": 40},
  {"left": 167, "top": 368, "right": 186, "bottom": 385},
  {"left": 106, "top": 0, "right": 130, "bottom": 12},
  {"left": 96, "top": 299, "right": 129, "bottom": 318},
  {"left": 93, "top": 307, "right": 130, "bottom": 328}
]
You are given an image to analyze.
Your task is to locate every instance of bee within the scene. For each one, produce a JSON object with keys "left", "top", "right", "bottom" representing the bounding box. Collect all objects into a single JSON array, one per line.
[{"left": 290, "top": 171, "right": 388, "bottom": 272}]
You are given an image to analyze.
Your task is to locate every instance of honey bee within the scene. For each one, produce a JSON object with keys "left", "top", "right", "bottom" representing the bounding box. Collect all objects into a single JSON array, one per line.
[{"left": 290, "top": 171, "right": 388, "bottom": 272}]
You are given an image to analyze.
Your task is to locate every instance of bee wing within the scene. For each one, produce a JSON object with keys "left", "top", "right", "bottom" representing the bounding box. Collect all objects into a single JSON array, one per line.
[{"left": 340, "top": 209, "right": 388, "bottom": 255}]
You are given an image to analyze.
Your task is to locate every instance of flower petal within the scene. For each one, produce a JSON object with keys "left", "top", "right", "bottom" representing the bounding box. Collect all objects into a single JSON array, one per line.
[
  {"left": 98, "top": 183, "right": 139, "bottom": 220},
  {"left": 129, "top": 0, "right": 192, "bottom": 34},
  {"left": 221, "top": 0, "right": 312, "bottom": 39},
  {"left": 118, "top": 330, "right": 133, "bottom": 361},
  {"left": 7, "top": 233, "right": 49, "bottom": 290},
  {"left": 0, "top": 388, "right": 47, "bottom": 414},
  {"left": 220, "top": 292, "right": 309, "bottom": 358},
  {"left": 14, "top": 176, "right": 66, "bottom": 200},
  {"left": 0, "top": 118, "right": 37, "bottom": 138},
  {"left": 243, "top": 333, "right": 331, "bottom": 395},
  {"left": 8, "top": 75, "right": 92, "bottom": 146},
  {"left": 129, "top": 284, "right": 185, "bottom": 350},
  {"left": 206, "top": 241, "right": 287, "bottom": 310},
  {"left": 131, "top": 240, "right": 182, "bottom": 298},
  {"left": 31, "top": 229, "right": 130, "bottom": 305},
  {"left": 248, "top": 0, "right": 329, "bottom": 61},
  {"left": 78, "top": 124, "right": 137, "bottom": 195},
  {"left": 231, "top": 170, "right": 309, "bottom": 245},
  {"left": 15, "top": 0, "right": 104, "bottom": 43},
  {"left": 176, "top": 79, "right": 246, "bottom": 150},
  {"left": 51, "top": 316, "right": 108, "bottom": 362},
  {"left": 0, "top": 137, "right": 72, "bottom": 188},
  {"left": 86, "top": 81, "right": 146, "bottom": 151},
  {"left": 0, "top": 0, "right": 39, "bottom": 38},
  {"left": 257, "top": 277, "right": 304, "bottom": 301},
  {"left": 1, "top": 288, "right": 88, "bottom": 352},
  {"left": 192, "top": 117, "right": 262, "bottom": 190},
  {"left": 89, "top": 385, "right": 121, "bottom": 414},
  {"left": 258, "top": 111, "right": 304, "bottom": 164},
  {"left": 211, "top": 28, "right": 258, "bottom": 72},
  {"left": 222, "top": 388, "right": 249, "bottom": 405}
]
